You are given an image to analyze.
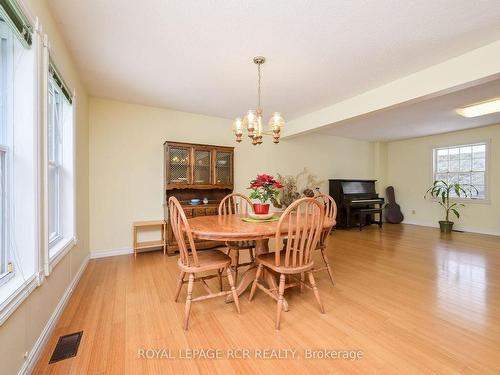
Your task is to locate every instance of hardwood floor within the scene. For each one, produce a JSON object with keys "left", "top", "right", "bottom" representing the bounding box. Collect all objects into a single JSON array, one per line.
[{"left": 32, "top": 224, "right": 500, "bottom": 374}]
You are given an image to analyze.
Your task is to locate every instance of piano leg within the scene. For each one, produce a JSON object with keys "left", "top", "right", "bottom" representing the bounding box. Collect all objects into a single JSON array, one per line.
[
  {"left": 378, "top": 204, "right": 383, "bottom": 229},
  {"left": 346, "top": 207, "right": 351, "bottom": 228}
]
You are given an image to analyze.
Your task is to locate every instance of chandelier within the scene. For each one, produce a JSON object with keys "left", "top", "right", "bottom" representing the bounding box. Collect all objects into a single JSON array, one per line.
[{"left": 232, "top": 56, "right": 285, "bottom": 145}]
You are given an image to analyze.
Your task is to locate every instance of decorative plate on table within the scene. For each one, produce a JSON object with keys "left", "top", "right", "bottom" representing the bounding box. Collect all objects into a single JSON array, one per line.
[
  {"left": 248, "top": 212, "right": 274, "bottom": 220},
  {"left": 241, "top": 214, "right": 279, "bottom": 223}
]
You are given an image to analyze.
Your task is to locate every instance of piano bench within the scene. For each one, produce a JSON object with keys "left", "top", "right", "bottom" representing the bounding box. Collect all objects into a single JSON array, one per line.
[{"left": 357, "top": 208, "right": 383, "bottom": 231}]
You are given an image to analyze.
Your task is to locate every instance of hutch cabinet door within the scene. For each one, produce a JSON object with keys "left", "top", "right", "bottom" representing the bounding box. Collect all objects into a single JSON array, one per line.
[
  {"left": 214, "top": 150, "right": 233, "bottom": 185},
  {"left": 192, "top": 147, "right": 212, "bottom": 186},
  {"left": 166, "top": 145, "right": 191, "bottom": 185},
  {"left": 164, "top": 141, "right": 234, "bottom": 255}
]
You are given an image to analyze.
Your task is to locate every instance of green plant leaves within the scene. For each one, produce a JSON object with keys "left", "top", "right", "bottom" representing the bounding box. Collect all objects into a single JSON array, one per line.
[{"left": 424, "top": 180, "right": 478, "bottom": 223}]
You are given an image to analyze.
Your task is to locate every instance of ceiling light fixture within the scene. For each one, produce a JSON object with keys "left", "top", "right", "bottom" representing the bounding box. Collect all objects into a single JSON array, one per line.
[
  {"left": 456, "top": 97, "right": 500, "bottom": 118},
  {"left": 232, "top": 56, "right": 284, "bottom": 145}
]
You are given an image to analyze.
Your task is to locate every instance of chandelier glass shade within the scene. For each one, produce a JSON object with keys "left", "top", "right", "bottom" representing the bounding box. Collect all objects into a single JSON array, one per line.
[{"left": 232, "top": 56, "right": 285, "bottom": 145}]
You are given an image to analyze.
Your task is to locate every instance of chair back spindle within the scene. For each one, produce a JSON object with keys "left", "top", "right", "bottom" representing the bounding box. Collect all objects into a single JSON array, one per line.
[
  {"left": 315, "top": 193, "right": 337, "bottom": 220},
  {"left": 218, "top": 193, "right": 253, "bottom": 216},
  {"left": 169, "top": 197, "right": 199, "bottom": 267},
  {"left": 315, "top": 194, "right": 337, "bottom": 245},
  {"left": 274, "top": 198, "right": 324, "bottom": 269}
]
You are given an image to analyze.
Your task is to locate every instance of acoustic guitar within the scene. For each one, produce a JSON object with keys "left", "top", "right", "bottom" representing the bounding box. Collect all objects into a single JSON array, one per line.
[{"left": 385, "top": 186, "right": 404, "bottom": 224}]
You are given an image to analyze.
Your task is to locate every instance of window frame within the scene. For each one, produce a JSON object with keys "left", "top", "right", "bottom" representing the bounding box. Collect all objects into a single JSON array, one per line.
[
  {"left": 45, "top": 64, "right": 75, "bottom": 267},
  {"left": 0, "top": 147, "right": 10, "bottom": 286},
  {"left": 47, "top": 77, "right": 63, "bottom": 248},
  {"left": 0, "top": 0, "right": 42, "bottom": 327},
  {"left": 0, "top": 17, "right": 13, "bottom": 287},
  {"left": 0, "top": 0, "right": 45, "bottom": 327},
  {"left": 432, "top": 140, "right": 490, "bottom": 204}
]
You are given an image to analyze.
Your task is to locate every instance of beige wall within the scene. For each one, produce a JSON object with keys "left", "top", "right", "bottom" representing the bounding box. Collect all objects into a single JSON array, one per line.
[
  {"left": 0, "top": 0, "right": 89, "bottom": 374},
  {"left": 387, "top": 124, "right": 500, "bottom": 235},
  {"left": 89, "top": 97, "right": 375, "bottom": 253},
  {"left": 2, "top": 5, "right": 497, "bottom": 375}
]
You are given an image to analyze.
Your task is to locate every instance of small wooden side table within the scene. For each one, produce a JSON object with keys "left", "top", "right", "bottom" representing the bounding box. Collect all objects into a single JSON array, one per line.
[{"left": 133, "top": 220, "right": 167, "bottom": 258}]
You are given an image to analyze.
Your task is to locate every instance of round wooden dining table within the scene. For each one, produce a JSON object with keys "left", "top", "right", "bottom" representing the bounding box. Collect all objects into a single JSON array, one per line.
[{"left": 187, "top": 213, "right": 335, "bottom": 311}]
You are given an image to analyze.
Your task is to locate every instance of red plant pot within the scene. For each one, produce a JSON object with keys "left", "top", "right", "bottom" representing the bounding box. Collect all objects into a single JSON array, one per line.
[{"left": 253, "top": 203, "right": 270, "bottom": 214}]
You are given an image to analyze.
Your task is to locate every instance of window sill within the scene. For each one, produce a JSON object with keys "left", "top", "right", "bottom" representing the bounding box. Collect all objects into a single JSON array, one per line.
[
  {"left": 49, "top": 236, "right": 77, "bottom": 272},
  {"left": 429, "top": 197, "right": 491, "bottom": 205},
  {"left": 0, "top": 272, "right": 38, "bottom": 326},
  {"left": 450, "top": 198, "right": 491, "bottom": 205}
]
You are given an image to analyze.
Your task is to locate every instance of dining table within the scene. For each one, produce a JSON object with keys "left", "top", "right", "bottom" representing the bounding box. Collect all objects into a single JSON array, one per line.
[{"left": 187, "top": 212, "right": 335, "bottom": 311}]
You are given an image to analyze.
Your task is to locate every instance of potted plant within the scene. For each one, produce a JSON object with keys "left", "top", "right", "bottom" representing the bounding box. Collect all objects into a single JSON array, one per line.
[
  {"left": 273, "top": 168, "right": 325, "bottom": 208},
  {"left": 424, "top": 180, "right": 477, "bottom": 233},
  {"left": 248, "top": 174, "right": 282, "bottom": 214}
]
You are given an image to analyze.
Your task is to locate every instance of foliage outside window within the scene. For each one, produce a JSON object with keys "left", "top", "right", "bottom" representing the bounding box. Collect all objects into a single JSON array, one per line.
[{"left": 433, "top": 142, "right": 487, "bottom": 200}]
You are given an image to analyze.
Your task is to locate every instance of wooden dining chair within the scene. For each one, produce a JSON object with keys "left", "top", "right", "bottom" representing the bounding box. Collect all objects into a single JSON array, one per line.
[
  {"left": 169, "top": 197, "right": 240, "bottom": 330},
  {"left": 249, "top": 197, "right": 325, "bottom": 330},
  {"left": 311, "top": 193, "right": 337, "bottom": 285},
  {"left": 218, "top": 193, "right": 256, "bottom": 285}
]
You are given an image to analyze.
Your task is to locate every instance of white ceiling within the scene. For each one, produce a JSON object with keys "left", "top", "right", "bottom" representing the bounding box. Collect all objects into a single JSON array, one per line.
[
  {"left": 47, "top": 0, "right": 500, "bottom": 123},
  {"left": 318, "top": 78, "right": 500, "bottom": 141}
]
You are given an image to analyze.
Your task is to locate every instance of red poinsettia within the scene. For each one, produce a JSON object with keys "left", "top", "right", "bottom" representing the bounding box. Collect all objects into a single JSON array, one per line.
[
  {"left": 248, "top": 174, "right": 282, "bottom": 204},
  {"left": 272, "top": 181, "right": 283, "bottom": 189}
]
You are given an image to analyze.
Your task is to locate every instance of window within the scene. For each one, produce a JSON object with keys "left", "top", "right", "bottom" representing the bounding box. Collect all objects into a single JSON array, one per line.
[
  {"left": 433, "top": 142, "right": 488, "bottom": 200},
  {"left": 47, "top": 63, "right": 74, "bottom": 261},
  {"left": 0, "top": 16, "right": 12, "bottom": 286},
  {"left": 0, "top": 0, "right": 37, "bottom": 326},
  {"left": 48, "top": 78, "right": 63, "bottom": 245},
  {"left": 0, "top": 0, "right": 39, "bottom": 324},
  {"left": 0, "top": 148, "right": 8, "bottom": 285}
]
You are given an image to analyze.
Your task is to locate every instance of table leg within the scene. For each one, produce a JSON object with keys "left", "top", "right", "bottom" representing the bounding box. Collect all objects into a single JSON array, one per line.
[
  {"left": 226, "top": 264, "right": 257, "bottom": 301},
  {"left": 225, "top": 239, "right": 289, "bottom": 311},
  {"left": 254, "top": 239, "right": 269, "bottom": 254}
]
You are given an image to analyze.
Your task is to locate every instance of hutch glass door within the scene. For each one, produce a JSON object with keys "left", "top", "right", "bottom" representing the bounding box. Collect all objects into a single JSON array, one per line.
[
  {"left": 168, "top": 146, "right": 190, "bottom": 185},
  {"left": 193, "top": 148, "right": 211, "bottom": 185},
  {"left": 215, "top": 151, "right": 232, "bottom": 185}
]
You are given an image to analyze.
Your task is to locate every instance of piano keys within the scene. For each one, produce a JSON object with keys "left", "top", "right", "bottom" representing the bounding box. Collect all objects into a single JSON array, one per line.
[
  {"left": 351, "top": 199, "right": 384, "bottom": 204},
  {"left": 329, "top": 179, "right": 385, "bottom": 228}
]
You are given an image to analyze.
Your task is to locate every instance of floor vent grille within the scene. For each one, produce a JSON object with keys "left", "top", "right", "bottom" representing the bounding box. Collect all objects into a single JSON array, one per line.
[{"left": 49, "top": 331, "right": 83, "bottom": 364}]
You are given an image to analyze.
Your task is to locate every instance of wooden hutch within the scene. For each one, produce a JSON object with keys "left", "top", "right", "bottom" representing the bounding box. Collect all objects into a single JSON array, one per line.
[{"left": 163, "top": 141, "right": 234, "bottom": 255}]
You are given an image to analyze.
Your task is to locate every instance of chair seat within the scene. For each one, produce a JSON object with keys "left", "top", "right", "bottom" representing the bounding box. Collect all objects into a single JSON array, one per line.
[
  {"left": 226, "top": 240, "right": 256, "bottom": 250},
  {"left": 178, "top": 250, "right": 232, "bottom": 272},
  {"left": 256, "top": 252, "right": 314, "bottom": 274}
]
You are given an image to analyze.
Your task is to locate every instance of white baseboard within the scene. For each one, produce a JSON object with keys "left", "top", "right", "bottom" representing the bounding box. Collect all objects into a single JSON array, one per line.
[
  {"left": 402, "top": 220, "right": 500, "bottom": 237},
  {"left": 402, "top": 219, "right": 438, "bottom": 228},
  {"left": 18, "top": 254, "right": 90, "bottom": 375},
  {"left": 90, "top": 247, "right": 133, "bottom": 259},
  {"left": 458, "top": 226, "right": 500, "bottom": 237}
]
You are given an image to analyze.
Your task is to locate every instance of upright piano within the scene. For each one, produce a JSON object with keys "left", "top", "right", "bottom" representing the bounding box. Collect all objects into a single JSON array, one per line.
[{"left": 329, "top": 179, "right": 384, "bottom": 228}]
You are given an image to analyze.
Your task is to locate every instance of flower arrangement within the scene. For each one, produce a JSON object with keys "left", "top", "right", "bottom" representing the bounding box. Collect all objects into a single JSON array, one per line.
[
  {"left": 274, "top": 168, "right": 325, "bottom": 208},
  {"left": 248, "top": 174, "right": 283, "bottom": 214},
  {"left": 248, "top": 174, "right": 283, "bottom": 203}
]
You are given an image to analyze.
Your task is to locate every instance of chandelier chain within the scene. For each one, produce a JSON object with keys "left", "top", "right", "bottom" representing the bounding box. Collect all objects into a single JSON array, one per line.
[{"left": 257, "top": 62, "right": 261, "bottom": 111}]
